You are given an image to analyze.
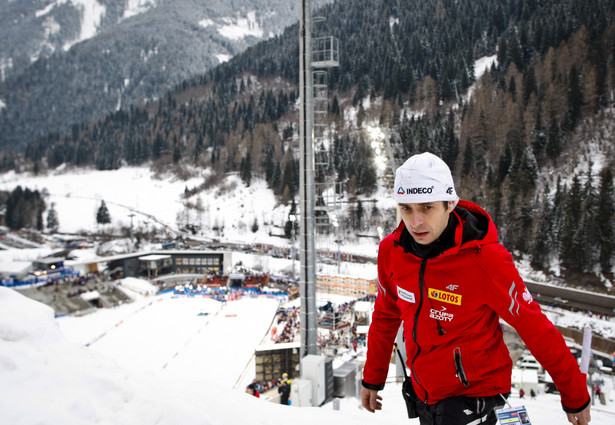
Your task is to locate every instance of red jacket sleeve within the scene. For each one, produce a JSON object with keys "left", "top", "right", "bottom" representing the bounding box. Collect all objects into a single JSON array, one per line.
[
  {"left": 362, "top": 237, "right": 402, "bottom": 388},
  {"left": 483, "top": 244, "right": 590, "bottom": 411}
]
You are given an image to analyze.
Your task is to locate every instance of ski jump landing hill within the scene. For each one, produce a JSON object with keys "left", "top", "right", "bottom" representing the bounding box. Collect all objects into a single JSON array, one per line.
[{"left": 57, "top": 290, "right": 281, "bottom": 391}]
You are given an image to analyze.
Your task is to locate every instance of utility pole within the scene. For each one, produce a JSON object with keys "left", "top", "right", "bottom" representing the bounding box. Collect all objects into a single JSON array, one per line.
[
  {"left": 128, "top": 213, "right": 135, "bottom": 245},
  {"left": 289, "top": 213, "right": 297, "bottom": 280}
]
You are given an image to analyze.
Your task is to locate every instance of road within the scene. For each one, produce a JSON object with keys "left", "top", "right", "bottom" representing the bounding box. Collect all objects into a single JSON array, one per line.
[{"left": 524, "top": 279, "right": 615, "bottom": 316}]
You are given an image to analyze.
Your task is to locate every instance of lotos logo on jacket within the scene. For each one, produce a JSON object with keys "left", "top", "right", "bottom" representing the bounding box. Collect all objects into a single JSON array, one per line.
[{"left": 428, "top": 288, "right": 462, "bottom": 305}]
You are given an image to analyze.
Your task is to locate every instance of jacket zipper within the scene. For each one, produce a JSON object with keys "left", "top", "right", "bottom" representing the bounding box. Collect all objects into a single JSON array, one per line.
[
  {"left": 454, "top": 347, "right": 470, "bottom": 387},
  {"left": 410, "top": 259, "right": 429, "bottom": 403}
]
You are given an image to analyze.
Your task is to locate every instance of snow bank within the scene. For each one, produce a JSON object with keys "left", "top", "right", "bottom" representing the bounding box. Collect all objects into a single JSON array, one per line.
[
  {"left": 2, "top": 286, "right": 614, "bottom": 425},
  {"left": 0, "top": 287, "right": 376, "bottom": 425},
  {"left": 117, "top": 276, "right": 158, "bottom": 296}
]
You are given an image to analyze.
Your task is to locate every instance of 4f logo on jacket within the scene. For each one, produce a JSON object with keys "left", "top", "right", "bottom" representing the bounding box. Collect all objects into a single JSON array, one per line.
[{"left": 428, "top": 288, "right": 462, "bottom": 305}]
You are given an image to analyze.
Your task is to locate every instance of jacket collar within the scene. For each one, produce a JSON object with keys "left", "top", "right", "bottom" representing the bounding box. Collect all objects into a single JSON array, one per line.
[{"left": 393, "top": 200, "right": 494, "bottom": 259}]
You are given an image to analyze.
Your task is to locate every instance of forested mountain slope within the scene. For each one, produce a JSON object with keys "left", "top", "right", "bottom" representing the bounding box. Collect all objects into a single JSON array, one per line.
[
  {"left": 7, "top": 0, "right": 615, "bottom": 285},
  {"left": 0, "top": 0, "right": 332, "bottom": 149}
]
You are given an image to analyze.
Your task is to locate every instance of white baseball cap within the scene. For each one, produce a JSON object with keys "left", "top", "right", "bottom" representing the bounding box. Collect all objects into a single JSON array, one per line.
[{"left": 394, "top": 152, "right": 459, "bottom": 204}]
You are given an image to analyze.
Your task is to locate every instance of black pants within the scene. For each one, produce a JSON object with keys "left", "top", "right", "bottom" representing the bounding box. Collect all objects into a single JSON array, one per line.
[{"left": 416, "top": 394, "right": 507, "bottom": 425}]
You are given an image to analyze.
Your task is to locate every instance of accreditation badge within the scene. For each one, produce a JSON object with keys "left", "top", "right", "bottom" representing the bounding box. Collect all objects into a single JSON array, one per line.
[{"left": 495, "top": 405, "right": 532, "bottom": 424}]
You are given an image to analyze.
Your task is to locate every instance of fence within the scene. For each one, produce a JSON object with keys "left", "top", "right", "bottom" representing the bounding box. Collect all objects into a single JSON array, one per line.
[{"left": 555, "top": 325, "right": 615, "bottom": 356}]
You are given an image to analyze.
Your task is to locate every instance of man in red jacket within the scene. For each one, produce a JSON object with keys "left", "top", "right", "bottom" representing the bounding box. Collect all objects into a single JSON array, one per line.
[{"left": 361, "top": 152, "right": 591, "bottom": 425}]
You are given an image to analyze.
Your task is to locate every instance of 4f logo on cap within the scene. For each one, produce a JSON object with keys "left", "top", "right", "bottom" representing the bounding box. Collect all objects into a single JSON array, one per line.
[{"left": 428, "top": 288, "right": 462, "bottom": 305}]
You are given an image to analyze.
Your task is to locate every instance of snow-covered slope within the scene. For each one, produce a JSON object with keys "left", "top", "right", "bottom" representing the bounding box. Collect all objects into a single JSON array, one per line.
[{"left": 1, "top": 284, "right": 614, "bottom": 425}]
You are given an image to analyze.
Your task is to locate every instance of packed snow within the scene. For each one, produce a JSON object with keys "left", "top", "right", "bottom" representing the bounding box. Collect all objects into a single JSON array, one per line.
[
  {"left": 218, "top": 12, "right": 265, "bottom": 40},
  {"left": 1, "top": 280, "right": 614, "bottom": 424},
  {"left": 200, "top": 11, "right": 271, "bottom": 41},
  {"left": 474, "top": 54, "right": 498, "bottom": 80},
  {"left": 63, "top": 0, "right": 106, "bottom": 51},
  {"left": 465, "top": 54, "right": 498, "bottom": 100},
  {"left": 122, "top": 0, "right": 156, "bottom": 20}
]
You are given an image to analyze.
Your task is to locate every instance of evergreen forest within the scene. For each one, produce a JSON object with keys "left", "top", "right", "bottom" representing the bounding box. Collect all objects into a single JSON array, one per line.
[{"left": 7, "top": 0, "right": 615, "bottom": 283}]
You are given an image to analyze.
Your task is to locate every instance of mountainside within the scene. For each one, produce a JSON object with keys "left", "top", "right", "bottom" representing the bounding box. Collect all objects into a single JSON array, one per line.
[
  {"left": 3, "top": 0, "right": 615, "bottom": 286},
  {"left": 0, "top": 0, "right": 332, "bottom": 149}
]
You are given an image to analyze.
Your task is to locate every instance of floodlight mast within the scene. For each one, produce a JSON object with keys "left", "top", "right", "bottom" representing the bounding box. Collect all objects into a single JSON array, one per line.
[{"left": 299, "top": 0, "right": 318, "bottom": 358}]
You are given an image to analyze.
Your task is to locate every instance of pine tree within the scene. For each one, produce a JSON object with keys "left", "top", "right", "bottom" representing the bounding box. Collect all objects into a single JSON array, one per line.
[
  {"left": 279, "top": 157, "right": 299, "bottom": 199},
  {"left": 461, "top": 141, "right": 474, "bottom": 178},
  {"left": 37, "top": 210, "right": 44, "bottom": 231},
  {"left": 550, "top": 177, "right": 565, "bottom": 263},
  {"left": 46, "top": 203, "right": 60, "bottom": 233},
  {"left": 497, "top": 143, "right": 513, "bottom": 183},
  {"left": 597, "top": 168, "right": 614, "bottom": 274},
  {"left": 152, "top": 134, "right": 167, "bottom": 159},
  {"left": 510, "top": 142, "right": 538, "bottom": 198},
  {"left": 522, "top": 68, "right": 537, "bottom": 106},
  {"left": 558, "top": 176, "right": 582, "bottom": 272},
  {"left": 241, "top": 153, "right": 252, "bottom": 186},
  {"left": 330, "top": 96, "right": 341, "bottom": 116},
  {"left": 441, "top": 110, "right": 459, "bottom": 172},
  {"left": 5, "top": 186, "right": 23, "bottom": 229},
  {"left": 173, "top": 138, "right": 181, "bottom": 164},
  {"left": 5, "top": 186, "right": 45, "bottom": 230},
  {"left": 96, "top": 200, "right": 111, "bottom": 227},
  {"left": 530, "top": 189, "right": 555, "bottom": 270},
  {"left": 263, "top": 145, "right": 275, "bottom": 184},
  {"left": 564, "top": 66, "right": 583, "bottom": 131},
  {"left": 545, "top": 116, "right": 562, "bottom": 161},
  {"left": 580, "top": 165, "right": 599, "bottom": 272},
  {"left": 356, "top": 201, "right": 364, "bottom": 232}
]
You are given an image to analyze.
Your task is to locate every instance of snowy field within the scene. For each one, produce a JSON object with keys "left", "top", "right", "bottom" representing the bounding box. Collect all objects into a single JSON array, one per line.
[
  {"left": 1, "top": 280, "right": 615, "bottom": 425},
  {"left": 58, "top": 292, "right": 280, "bottom": 387},
  {"left": 0, "top": 165, "right": 390, "bottom": 260},
  {"left": 0, "top": 167, "right": 323, "bottom": 253}
]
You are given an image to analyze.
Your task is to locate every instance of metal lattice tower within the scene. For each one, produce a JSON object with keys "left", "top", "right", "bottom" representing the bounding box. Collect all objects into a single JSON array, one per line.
[
  {"left": 313, "top": 70, "right": 331, "bottom": 233},
  {"left": 299, "top": 0, "right": 339, "bottom": 359},
  {"left": 312, "top": 25, "right": 339, "bottom": 235}
]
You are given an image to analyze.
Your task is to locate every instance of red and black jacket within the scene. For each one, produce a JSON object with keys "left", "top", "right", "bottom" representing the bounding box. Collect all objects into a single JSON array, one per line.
[{"left": 362, "top": 200, "right": 589, "bottom": 413}]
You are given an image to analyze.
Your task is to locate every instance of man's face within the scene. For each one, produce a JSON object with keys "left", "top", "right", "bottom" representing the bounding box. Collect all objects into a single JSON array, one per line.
[{"left": 398, "top": 201, "right": 453, "bottom": 245}]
